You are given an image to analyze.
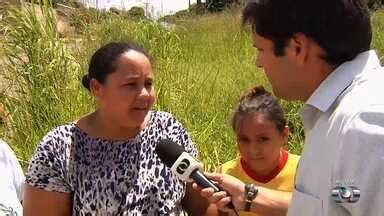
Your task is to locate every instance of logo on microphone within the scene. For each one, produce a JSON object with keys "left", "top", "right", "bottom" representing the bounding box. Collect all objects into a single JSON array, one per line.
[
  {"left": 176, "top": 159, "right": 190, "bottom": 174},
  {"left": 331, "top": 185, "right": 360, "bottom": 203}
]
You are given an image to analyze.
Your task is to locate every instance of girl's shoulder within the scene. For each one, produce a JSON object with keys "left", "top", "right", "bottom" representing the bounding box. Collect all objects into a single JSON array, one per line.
[
  {"left": 218, "top": 158, "right": 241, "bottom": 174},
  {"left": 287, "top": 152, "right": 300, "bottom": 165},
  {"left": 282, "top": 152, "right": 300, "bottom": 176}
]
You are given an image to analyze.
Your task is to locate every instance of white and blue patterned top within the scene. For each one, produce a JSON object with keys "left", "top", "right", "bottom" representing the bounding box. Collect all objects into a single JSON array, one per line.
[{"left": 26, "top": 111, "right": 197, "bottom": 215}]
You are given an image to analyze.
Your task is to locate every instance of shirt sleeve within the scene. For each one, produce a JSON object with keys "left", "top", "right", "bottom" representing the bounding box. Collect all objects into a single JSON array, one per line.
[
  {"left": 332, "top": 105, "right": 384, "bottom": 215},
  {"left": 0, "top": 139, "right": 25, "bottom": 201},
  {"left": 25, "top": 130, "right": 71, "bottom": 193},
  {"left": 176, "top": 121, "right": 198, "bottom": 159},
  {"left": 163, "top": 113, "right": 198, "bottom": 159},
  {"left": 10, "top": 149, "right": 25, "bottom": 201}
]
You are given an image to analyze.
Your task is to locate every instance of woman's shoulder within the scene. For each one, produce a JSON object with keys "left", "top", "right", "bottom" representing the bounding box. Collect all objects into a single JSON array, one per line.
[
  {"left": 45, "top": 122, "right": 76, "bottom": 134},
  {"left": 149, "top": 111, "right": 184, "bottom": 128},
  {"left": 37, "top": 123, "right": 79, "bottom": 149},
  {"left": 150, "top": 110, "right": 176, "bottom": 121},
  {"left": 26, "top": 123, "right": 77, "bottom": 194}
]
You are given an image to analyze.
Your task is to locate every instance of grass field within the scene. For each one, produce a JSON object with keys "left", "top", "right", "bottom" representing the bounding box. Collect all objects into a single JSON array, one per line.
[{"left": 0, "top": 4, "right": 383, "bottom": 170}]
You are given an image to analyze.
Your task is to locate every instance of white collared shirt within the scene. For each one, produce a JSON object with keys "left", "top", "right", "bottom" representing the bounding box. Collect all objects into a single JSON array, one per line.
[
  {"left": 0, "top": 139, "right": 24, "bottom": 216},
  {"left": 288, "top": 50, "right": 384, "bottom": 216}
]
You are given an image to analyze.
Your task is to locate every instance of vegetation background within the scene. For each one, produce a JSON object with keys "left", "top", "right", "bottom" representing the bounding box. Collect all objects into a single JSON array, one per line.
[{"left": 0, "top": 0, "right": 383, "bottom": 170}]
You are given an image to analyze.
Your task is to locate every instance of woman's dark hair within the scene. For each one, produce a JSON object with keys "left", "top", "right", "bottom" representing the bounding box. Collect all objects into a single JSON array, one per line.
[
  {"left": 242, "top": 0, "right": 371, "bottom": 66},
  {"left": 82, "top": 42, "right": 151, "bottom": 90},
  {"left": 232, "top": 86, "right": 286, "bottom": 133}
]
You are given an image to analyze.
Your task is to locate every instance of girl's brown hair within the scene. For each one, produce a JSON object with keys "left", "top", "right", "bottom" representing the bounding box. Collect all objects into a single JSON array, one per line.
[{"left": 232, "top": 85, "right": 286, "bottom": 133}]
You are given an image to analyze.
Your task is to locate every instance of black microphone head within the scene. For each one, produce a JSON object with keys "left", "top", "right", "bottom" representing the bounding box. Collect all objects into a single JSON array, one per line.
[{"left": 155, "top": 139, "right": 185, "bottom": 168}]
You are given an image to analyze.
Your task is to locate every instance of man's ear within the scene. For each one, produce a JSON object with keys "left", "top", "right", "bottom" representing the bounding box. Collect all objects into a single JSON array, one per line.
[{"left": 288, "top": 32, "right": 311, "bottom": 65}]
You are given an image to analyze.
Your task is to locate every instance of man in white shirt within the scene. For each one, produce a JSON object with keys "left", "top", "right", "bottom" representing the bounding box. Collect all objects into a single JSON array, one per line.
[
  {"left": 0, "top": 139, "right": 24, "bottom": 215},
  {"left": 287, "top": 50, "right": 384, "bottom": 216},
  {"left": 243, "top": 0, "right": 383, "bottom": 215},
  {"left": 196, "top": 0, "right": 384, "bottom": 215}
]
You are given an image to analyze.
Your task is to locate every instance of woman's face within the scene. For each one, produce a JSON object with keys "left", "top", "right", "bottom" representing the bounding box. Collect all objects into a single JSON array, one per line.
[
  {"left": 91, "top": 50, "right": 155, "bottom": 129},
  {"left": 236, "top": 112, "right": 289, "bottom": 175}
]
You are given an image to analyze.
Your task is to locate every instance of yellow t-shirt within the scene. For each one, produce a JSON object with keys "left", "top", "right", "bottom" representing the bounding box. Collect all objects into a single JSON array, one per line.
[{"left": 218, "top": 150, "right": 300, "bottom": 216}]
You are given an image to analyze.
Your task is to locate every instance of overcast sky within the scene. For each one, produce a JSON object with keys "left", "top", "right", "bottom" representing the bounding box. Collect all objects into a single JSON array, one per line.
[{"left": 85, "top": 0, "right": 205, "bottom": 18}]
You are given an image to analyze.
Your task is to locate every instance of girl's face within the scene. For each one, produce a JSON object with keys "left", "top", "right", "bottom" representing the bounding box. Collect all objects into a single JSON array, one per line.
[
  {"left": 236, "top": 112, "right": 289, "bottom": 175},
  {"left": 91, "top": 50, "right": 155, "bottom": 129}
]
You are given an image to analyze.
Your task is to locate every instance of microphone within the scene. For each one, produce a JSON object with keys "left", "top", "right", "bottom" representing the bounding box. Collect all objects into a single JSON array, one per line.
[{"left": 155, "top": 139, "right": 235, "bottom": 209}]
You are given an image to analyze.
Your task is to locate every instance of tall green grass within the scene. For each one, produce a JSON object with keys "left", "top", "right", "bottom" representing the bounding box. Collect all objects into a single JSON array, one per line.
[
  {"left": 152, "top": 12, "right": 305, "bottom": 168},
  {"left": 372, "top": 9, "right": 384, "bottom": 63},
  {"left": 0, "top": 3, "right": 90, "bottom": 167},
  {"left": 1, "top": 5, "right": 384, "bottom": 170},
  {"left": 66, "top": 11, "right": 261, "bottom": 170}
]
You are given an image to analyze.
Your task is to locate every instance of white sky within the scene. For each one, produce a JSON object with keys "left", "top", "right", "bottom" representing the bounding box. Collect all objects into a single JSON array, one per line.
[{"left": 85, "top": 0, "right": 204, "bottom": 18}]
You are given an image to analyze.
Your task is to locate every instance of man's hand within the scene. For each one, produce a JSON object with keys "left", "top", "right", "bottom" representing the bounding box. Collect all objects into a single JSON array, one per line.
[{"left": 192, "top": 172, "right": 246, "bottom": 212}]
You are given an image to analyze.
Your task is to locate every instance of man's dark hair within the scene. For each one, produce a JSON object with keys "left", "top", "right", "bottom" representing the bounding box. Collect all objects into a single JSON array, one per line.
[
  {"left": 82, "top": 42, "right": 151, "bottom": 90},
  {"left": 242, "top": 0, "right": 372, "bottom": 66}
]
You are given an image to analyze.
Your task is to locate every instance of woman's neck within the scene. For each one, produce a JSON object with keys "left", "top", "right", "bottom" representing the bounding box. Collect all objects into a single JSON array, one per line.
[{"left": 78, "top": 110, "right": 148, "bottom": 141}]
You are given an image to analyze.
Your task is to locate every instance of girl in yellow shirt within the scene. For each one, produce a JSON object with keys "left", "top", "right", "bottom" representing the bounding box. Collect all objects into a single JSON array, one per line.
[{"left": 206, "top": 86, "right": 300, "bottom": 216}]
